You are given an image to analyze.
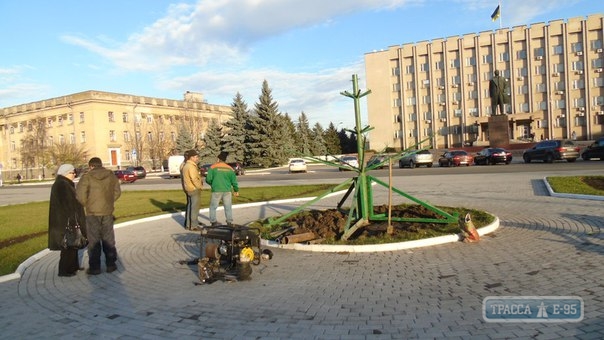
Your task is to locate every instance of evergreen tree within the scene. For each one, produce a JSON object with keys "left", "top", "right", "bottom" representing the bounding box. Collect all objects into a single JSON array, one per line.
[
  {"left": 324, "top": 122, "right": 342, "bottom": 155},
  {"left": 310, "top": 122, "right": 327, "bottom": 157},
  {"left": 296, "top": 112, "right": 312, "bottom": 156},
  {"left": 248, "top": 80, "right": 287, "bottom": 167},
  {"left": 199, "top": 119, "right": 222, "bottom": 164},
  {"left": 174, "top": 121, "right": 196, "bottom": 155},
  {"left": 222, "top": 92, "right": 248, "bottom": 162},
  {"left": 275, "top": 113, "right": 297, "bottom": 160}
]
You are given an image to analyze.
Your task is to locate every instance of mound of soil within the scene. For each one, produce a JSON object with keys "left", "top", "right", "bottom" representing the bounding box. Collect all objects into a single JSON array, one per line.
[{"left": 272, "top": 204, "right": 461, "bottom": 243}]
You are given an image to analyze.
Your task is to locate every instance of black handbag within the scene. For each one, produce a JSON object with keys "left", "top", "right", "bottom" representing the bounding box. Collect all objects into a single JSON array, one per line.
[{"left": 62, "top": 217, "right": 88, "bottom": 249}]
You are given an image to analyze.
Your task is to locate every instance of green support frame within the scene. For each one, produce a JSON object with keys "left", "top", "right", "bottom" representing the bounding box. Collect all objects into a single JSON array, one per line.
[{"left": 266, "top": 74, "right": 458, "bottom": 240}]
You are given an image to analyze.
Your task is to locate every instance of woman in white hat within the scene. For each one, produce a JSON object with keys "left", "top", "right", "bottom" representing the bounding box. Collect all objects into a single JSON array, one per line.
[{"left": 48, "top": 164, "right": 87, "bottom": 277}]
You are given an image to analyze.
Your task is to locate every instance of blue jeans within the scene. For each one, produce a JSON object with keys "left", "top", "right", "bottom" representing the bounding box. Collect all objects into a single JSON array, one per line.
[
  {"left": 209, "top": 192, "right": 233, "bottom": 224},
  {"left": 86, "top": 215, "right": 117, "bottom": 271},
  {"left": 185, "top": 189, "right": 201, "bottom": 229}
]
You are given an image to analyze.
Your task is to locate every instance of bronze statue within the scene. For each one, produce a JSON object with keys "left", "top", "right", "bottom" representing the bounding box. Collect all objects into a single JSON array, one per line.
[{"left": 489, "top": 70, "right": 509, "bottom": 115}]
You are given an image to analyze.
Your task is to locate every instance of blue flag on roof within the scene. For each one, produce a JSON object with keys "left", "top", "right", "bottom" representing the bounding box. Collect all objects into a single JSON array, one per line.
[{"left": 491, "top": 5, "right": 500, "bottom": 21}]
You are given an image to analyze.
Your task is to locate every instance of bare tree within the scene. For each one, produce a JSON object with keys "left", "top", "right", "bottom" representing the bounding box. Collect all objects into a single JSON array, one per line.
[
  {"left": 147, "top": 115, "right": 174, "bottom": 170},
  {"left": 19, "top": 116, "right": 49, "bottom": 178},
  {"left": 48, "top": 142, "right": 89, "bottom": 173}
]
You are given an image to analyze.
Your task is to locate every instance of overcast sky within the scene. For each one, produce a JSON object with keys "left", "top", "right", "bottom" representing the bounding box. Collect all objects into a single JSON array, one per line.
[{"left": 0, "top": 0, "right": 600, "bottom": 130}]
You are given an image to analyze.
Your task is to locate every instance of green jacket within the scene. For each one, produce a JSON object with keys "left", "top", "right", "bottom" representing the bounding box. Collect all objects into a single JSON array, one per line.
[
  {"left": 205, "top": 162, "right": 239, "bottom": 193},
  {"left": 76, "top": 167, "right": 121, "bottom": 216}
]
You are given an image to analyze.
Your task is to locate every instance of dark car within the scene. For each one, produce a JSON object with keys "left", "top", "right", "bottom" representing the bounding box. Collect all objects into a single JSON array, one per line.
[
  {"left": 114, "top": 170, "right": 137, "bottom": 183},
  {"left": 199, "top": 164, "right": 212, "bottom": 177},
  {"left": 126, "top": 166, "right": 147, "bottom": 179},
  {"left": 522, "top": 139, "right": 579, "bottom": 163},
  {"left": 227, "top": 162, "right": 245, "bottom": 176},
  {"left": 474, "top": 148, "right": 512, "bottom": 165},
  {"left": 366, "top": 154, "right": 387, "bottom": 169},
  {"left": 581, "top": 137, "right": 604, "bottom": 160},
  {"left": 438, "top": 150, "right": 473, "bottom": 167}
]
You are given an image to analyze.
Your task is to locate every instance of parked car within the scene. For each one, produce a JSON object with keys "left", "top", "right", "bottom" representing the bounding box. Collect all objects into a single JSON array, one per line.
[
  {"left": 339, "top": 155, "right": 359, "bottom": 171},
  {"left": 474, "top": 148, "right": 512, "bottom": 165},
  {"left": 399, "top": 149, "right": 434, "bottom": 168},
  {"left": 126, "top": 166, "right": 147, "bottom": 179},
  {"left": 227, "top": 162, "right": 246, "bottom": 176},
  {"left": 522, "top": 139, "right": 579, "bottom": 163},
  {"left": 288, "top": 158, "right": 307, "bottom": 173},
  {"left": 366, "top": 154, "right": 387, "bottom": 169},
  {"left": 199, "top": 163, "right": 212, "bottom": 177},
  {"left": 581, "top": 137, "right": 604, "bottom": 160},
  {"left": 438, "top": 150, "right": 473, "bottom": 167},
  {"left": 114, "top": 170, "right": 137, "bottom": 183}
]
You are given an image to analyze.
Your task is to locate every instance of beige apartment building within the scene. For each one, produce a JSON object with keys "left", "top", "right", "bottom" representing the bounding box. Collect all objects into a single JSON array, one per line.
[
  {"left": 365, "top": 14, "right": 604, "bottom": 151},
  {"left": 0, "top": 90, "right": 232, "bottom": 179}
]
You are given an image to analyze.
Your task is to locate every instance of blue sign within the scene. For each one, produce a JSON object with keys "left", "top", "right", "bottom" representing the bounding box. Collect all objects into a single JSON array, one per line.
[{"left": 483, "top": 296, "right": 583, "bottom": 323}]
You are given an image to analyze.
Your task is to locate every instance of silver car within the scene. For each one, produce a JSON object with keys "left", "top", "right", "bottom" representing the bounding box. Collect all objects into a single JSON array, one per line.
[{"left": 399, "top": 149, "right": 434, "bottom": 168}]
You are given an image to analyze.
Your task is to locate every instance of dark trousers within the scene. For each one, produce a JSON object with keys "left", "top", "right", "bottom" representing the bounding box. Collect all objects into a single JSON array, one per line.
[{"left": 86, "top": 215, "right": 117, "bottom": 270}]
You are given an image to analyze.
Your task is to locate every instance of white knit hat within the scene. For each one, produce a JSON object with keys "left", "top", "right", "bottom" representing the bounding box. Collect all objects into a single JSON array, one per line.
[{"left": 57, "top": 164, "right": 75, "bottom": 176}]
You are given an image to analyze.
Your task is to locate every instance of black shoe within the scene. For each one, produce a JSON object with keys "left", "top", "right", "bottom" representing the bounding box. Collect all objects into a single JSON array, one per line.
[
  {"left": 58, "top": 272, "right": 76, "bottom": 277},
  {"left": 78, "top": 267, "right": 85, "bottom": 271},
  {"left": 211, "top": 222, "right": 219, "bottom": 227},
  {"left": 106, "top": 265, "right": 118, "bottom": 273},
  {"left": 86, "top": 268, "right": 101, "bottom": 275}
]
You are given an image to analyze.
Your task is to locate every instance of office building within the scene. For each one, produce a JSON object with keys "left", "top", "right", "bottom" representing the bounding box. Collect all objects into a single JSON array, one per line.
[
  {"left": 365, "top": 14, "right": 604, "bottom": 150},
  {"left": 0, "top": 90, "right": 232, "bottom": 179}
]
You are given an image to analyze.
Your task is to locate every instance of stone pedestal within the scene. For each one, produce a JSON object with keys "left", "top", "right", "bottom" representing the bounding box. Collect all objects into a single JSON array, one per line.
[{"left": 488, "top": 115, "right": 510, "bottom": 147}]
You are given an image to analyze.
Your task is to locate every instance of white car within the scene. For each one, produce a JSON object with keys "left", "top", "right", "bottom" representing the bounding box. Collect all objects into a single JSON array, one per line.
[
  {"left": 288, "top": 158, "right": 307, "bottom": 173},
  {"left": 339, "top": 156, "right": 359, "bottom": 171}
]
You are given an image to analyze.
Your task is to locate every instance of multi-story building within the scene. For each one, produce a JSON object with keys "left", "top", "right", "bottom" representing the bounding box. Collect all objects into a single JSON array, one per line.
[
  {"left": 0, "top": 90, "right": 232, "bottom": 179},
  {"left": 365, "top": 14, "right": 604, "bottom": 151}
]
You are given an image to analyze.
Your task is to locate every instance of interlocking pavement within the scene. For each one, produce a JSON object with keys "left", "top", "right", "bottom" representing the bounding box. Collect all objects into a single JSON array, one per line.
[{"left": 1, "top": 170, "right": 603, "bottom": 339}]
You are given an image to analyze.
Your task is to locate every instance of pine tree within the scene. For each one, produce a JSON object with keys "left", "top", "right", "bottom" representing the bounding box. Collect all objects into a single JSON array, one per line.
[
  {"left": 222, "top": 93, "right": 248, "bottom": 163},
  {"left": 174, "top": 121, "right": 196, "bottom": 155},
  {"left": 310, "top": 122, "right": 327, "bottom": 157},
  {"left": 199, "top": 119, "right": 222, "bottom": 164},
  {"left": 324, "top": 122, "right": 342, "bottom": 155},
  {"left": 248, "top": 80, "right": 287, "bottom": 167},
  {"left": 296, "top": 112, "right": 312, "bottom": 156}
]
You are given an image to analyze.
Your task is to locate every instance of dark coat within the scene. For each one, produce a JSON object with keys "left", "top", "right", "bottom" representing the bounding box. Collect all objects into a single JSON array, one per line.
[
  {"left": 48, "top": 175, "right": 87, "bottom": 250},
  {"left": 489, "top": 76, "right": 510, "bottom": 105}
]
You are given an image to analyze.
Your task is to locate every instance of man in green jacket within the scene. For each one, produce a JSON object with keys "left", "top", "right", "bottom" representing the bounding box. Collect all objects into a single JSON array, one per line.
[
  {"left": 205, "top": 151, "right": 239, "bottom": 226},
  {"left": 76, "top": 157, "right": 121, "bottom": 275}
]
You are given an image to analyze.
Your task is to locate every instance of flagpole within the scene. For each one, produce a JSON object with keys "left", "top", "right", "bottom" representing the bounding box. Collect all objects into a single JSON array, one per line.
[{"left": 499, "top": 0, "right": 502, "bottom": 29}]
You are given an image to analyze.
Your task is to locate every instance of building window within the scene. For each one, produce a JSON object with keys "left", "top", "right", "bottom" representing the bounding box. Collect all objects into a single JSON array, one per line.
[
  {"left": 408, "top": 113, "right": 417, "bottom": 122},
  {"left": 68, "top": 113, "right": 73, "bottom": 124},
  {"left": 520, "top": 103, "right": 529, "bottom": 112},
  {"left": 594, "top": 96, "right": 604, "bottom": 106},
  {"left": 553, "top": 63, "right": 565, "bottom": 73},
  {"left": 572, "top": 79, "right": 585, "bottom": 89},
  {"left": 159, "top": 132, "right": 165, "bottom": 142},
  {"left": 147, "top": 131, "right": 153, "bottom": 142},
  {"left": 10, "top": 141, "right": 15, "bottom": 151},
  {"left": 574, "top": 97, "right": 586, "bottom": 109},
  {"left": 80, "top": 131, "right": 86, "bottom": 143},
  {"left": 554, "top": 81, "right": 565, "bottom": 91},
  {"left": 406, "top": 81, "right": 415, "bottom": 90},
  {"left": 125, "top": 150, "right": 131, "bottom": 161},
  {"left": 123, "top": 131, "right": 130, "bottom": 142},
  {"left": 109, "top": 130, "right": 116, "bottom": 142},
  {"left": 108, "top": 111, "right": 115, "bottom": 122},
  {"left": 405, "top": 65, "right": 414, "bottom": 74},
  {"left": 392, "top": 67, "right": 400, "bottom": 76},
  {"left": 123, "top": 112, "right": 129, "bottom": 123},
  {"left": 434, "top": 60, "right": 444, "bottom": 70},
  {"left": 571, "top": 42, "right": 583, "bottom": 53},
  {"left": 516, "top": 50, "right": 527, "bottom": 59},
  {"left": 534, "top": 65, "right": 546, "bottom": 75},
  {"left": 498, "top": 51, "right": 509, "bottom": 62},
  {"left": 482, "top": 55, "right": 493, "bottom": 64},
  {"left": 571, "top": 61, "right": 584, "bottom": 71},
  {"left": 393, "top": 83, "right": 401, "bottom": 91},
  {"left": 539, "top": 101, "right": 547, "bottom": 110},
  {"left": 590, "top": 39, "right": 603, "bottom": 50},
  {"left": 594, "top": 77, "right": 604, "bottom": 87},
  {"left": 420, "top": 63, "right": 429, "bottom": 72},
  {"left": 393, "top": 98, "right": 401, "bottom": 107},
  {"left": 423, "top": 111, "right": 432, "bottom": 121},
  {"left": 449, "top": 59, "right": 460, "bottom": 68},
  {"left": 468, "top": 108, "right": 478, "bottom": 117},
  {"left": 468, "top": 90, "right": 478, "bottom": 100},
  {"left": 59, "top": 134, "right": 65, "bottom": 144},
  {"left": 171, "top": 131, "right": 176, "bottom": 141},
  {"left": 48, "top": 136, "right": 53, "bottom": 145},
  {"left": 454, "top": 109, "right": 462, "bottom": 117},
  {"left": 406, "top": 97, "right": 416, "bottom": 106},
  {"left": 79, "top": 112, "right": 85, "bottom": 123},
  {"left": 422, "top": 95, "right": 431, "bottom": 104},
  {"left": 518, "top": 85, "right": 528, "bottom": 95},
  {"left": 575, "top": 116, "right": 586, "bottom": 127},
  {"left": 465, "top": 57, "right": 476, "bottom": 67},
  {"left": 554, "top": 100, "right": 566, "bottom": 109},
  {"left": 57, "top": 116, "right": 63, "bottom": 126},
  {"left": 536, "top": 83, "right": 547, "bottom": 93},
  {"left": 146, "top": 115, "right": 153, "bottom": 124},
  {"left": 69, "top": 133, "right": 75, "bottom": 144},
  {"left": 553, "top": 45, "right": 563, "bottom": 55}
]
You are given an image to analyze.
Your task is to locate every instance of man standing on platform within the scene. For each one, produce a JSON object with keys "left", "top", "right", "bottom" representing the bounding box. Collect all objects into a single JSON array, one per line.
[{"left": 489, "top": 70, "right": 509, "bottom": 115}]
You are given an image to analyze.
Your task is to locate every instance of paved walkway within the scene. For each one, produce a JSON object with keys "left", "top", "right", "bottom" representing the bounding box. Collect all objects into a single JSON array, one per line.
[{"left": 1, "top": 170, "right": 603, "bottom": 339}]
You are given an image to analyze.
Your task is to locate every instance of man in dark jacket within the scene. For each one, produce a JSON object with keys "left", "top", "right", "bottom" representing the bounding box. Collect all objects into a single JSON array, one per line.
[
  {"left": 489, "top": 70, "right": 509, "bottom": 115},
  {"left": 76, "top": 157, "right": 121, "bottom": 275},
  {"left": 205, "top": 151, "right": 239, "bottom": 226}
]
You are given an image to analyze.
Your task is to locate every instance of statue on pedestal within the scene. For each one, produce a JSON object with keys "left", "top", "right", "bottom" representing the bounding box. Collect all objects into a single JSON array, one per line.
[{"left": 489, "top": 70, "right": 509, "bottom": 115}]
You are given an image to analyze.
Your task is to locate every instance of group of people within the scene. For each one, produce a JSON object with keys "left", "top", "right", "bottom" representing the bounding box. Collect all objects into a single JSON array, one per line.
[
  {"left": 181, "top": 149, "right": 240, "bottom": 230},
  {"left": 47, "top": 150, "right": 239, "bottom": 278},
  {"left": 48, "top": 157, "right": 121, "bottom": 277}
]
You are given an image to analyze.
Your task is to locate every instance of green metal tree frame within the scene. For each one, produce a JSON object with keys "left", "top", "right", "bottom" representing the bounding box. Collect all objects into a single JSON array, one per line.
[{"left": 267, "top": 74, "right": 458, "bottom": 240}]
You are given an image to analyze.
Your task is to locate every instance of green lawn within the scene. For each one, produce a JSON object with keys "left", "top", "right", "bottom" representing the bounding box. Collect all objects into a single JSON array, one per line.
[
  {"left": 0, "top": 185, "right": 334, "bottom": 276},
  {"left": 546, "top": 176, "right": 604, "bottom": 196}
]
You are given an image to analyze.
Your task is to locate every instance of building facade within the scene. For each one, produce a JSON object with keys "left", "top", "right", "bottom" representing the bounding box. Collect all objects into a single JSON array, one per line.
[
  {"left": 0, "top": 90, "right": 232, "bottom": 179},
  {"left": 365, "top": 14, "right": 604, "bottom": 151}
]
